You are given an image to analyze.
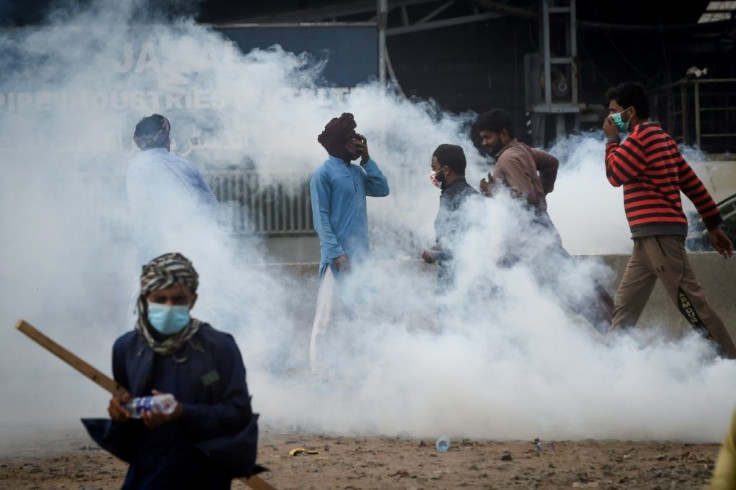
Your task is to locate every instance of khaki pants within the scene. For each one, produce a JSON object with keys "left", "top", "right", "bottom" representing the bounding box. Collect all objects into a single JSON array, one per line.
[{"left": 612, "top": 235, "right": 736, "bottom": 358}]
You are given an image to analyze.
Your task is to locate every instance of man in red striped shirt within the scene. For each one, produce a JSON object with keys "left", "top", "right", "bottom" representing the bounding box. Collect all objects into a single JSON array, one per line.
[{"left": 603, "top": 81, "right": 736, "bottom": 358}]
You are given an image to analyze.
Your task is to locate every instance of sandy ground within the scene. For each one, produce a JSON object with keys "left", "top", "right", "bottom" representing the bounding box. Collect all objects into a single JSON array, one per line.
[{"left": 0, "top": 428, "right": 721, "bottom": 489}]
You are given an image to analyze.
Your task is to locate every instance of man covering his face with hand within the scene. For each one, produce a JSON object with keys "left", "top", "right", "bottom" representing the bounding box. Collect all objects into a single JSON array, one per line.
[
  {"left": 310, "top": 112, "right": 390, "bottom": 277},
  {"left": 603, "top": 81, "right": 736, "bottom": 357},
  {"left": 308, "top": 113, "right": 390, "bottom": 372}
]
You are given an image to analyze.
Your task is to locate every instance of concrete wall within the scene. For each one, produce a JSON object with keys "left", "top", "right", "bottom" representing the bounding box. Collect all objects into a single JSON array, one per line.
[
  {"left": 692, "top": 159, "right": 736, "bottom": 205},
  {"left": 600, "top": 254, "right": 736, "bottom": 340},
  {"left": 251, "top": 160, "right": 735, "bottom": 265},
  {"left": 262, "top": 253, "right": 736, "bottom": 340}
]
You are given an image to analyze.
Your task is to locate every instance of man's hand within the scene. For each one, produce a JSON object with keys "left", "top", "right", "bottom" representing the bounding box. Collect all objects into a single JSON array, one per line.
[
  {"left": 709, "top": 228, "right": 734, "bottom": 258},
  {"left": 140, "top": 390, "right": 183, "bottom": 429},
  {"left": 355, "top": 134, "right": 370, "bottom": 164},
  {"left": 108, "top": 390, "right": 132, "bottom": 423},
  {"left": 480, "top": 172, "right": 494, "bottom": 196},
  {"left": 602, "top": 115, "right": 620, "bottom": 143},
  {"left": 140, "top": 401, "right": 183, "bottom": 429},
  {"left": 422, "top": 248, "right": 440, "bottom": 264},
  {"left": 333, "top": 254, "right": 351, "bottom": 272}
]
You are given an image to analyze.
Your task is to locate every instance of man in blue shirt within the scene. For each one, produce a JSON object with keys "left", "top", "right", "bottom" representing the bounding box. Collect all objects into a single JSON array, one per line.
[
  {"left": 310, "top": 113, "right": 390, "bottom": 277},
  {"left": 309, "top": 113, "right": 389, "bottom": 371},
  {"left": 126, "top": 114, "right": 218, "bottom": 262}
]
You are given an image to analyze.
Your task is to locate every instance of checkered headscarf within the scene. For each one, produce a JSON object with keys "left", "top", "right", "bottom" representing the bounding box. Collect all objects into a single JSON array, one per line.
[{"left": 136, "top": 252, "right": 202, "bottom": 355}]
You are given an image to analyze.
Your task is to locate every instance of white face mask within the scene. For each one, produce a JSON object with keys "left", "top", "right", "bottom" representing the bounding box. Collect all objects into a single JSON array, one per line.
[{"left": 429, "top": 171, "right": 442, "bottom": 189}]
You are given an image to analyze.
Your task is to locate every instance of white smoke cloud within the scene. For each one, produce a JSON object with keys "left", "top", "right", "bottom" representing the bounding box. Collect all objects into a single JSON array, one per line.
[
  {"left": 1, "top": 0, "right": 734, "bottom": 456},
  {"left": 545, "top": 133, "right": 632, "bottom": 255}
]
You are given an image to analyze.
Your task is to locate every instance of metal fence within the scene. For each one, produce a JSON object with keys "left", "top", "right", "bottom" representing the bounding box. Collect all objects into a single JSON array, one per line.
[
  {"left": 651, "top": 78, "right": 736, "bottom": 153},
  {"left": 206, "top": 170, "right": 315, "bottom": 235},
  {"left": 686, "top": 192, "right": 736, "bottom": 251}
]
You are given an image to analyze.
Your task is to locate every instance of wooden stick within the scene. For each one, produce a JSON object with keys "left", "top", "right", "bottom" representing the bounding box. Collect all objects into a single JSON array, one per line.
[
  {"left": 15, "top": 318, "right": 276, "bottom": 490},
  {"left": 15, "top": 319, "right": 122, "bottom": 394},
  {"left": 242, "top": 475, "right": 277, "bottom": 490}
]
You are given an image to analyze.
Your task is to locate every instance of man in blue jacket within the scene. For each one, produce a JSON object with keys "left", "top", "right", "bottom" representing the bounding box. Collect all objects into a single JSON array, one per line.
[{"left": 83, "top": 252, "right": 259, "bottom": 489}]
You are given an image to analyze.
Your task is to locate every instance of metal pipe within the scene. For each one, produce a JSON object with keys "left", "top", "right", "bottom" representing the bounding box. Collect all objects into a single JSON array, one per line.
[
  {"left": 570, "top": 0, "right": 578, "bottom": 105},
  {"left": 378, "top": 0, "right": 387, "bottom": 88},
  {"left": 387, "top": 12, "right": 500, "bottom": 35},
  {"left": 542, "top": 0, "right": 552, "bottom": 105},
  {"left": 694, "top": 81, "right": 701, "bottom": 148},
  {"left": 680, "top": 84, "right": 688, "bottom": 144}
]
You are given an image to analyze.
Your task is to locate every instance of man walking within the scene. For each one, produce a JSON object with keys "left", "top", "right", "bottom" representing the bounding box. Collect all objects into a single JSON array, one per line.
[
  {"left": 475, "top": 108, "right": 614, "bottom": 334},
  {"left": 603, "top": 81, "right": 736, "bottom": 357},
  {"left": 422, "top": 144, "right": 482, "bottom": 292}
]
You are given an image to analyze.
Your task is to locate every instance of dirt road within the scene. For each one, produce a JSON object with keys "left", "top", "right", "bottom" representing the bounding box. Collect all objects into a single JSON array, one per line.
[{"left": 0, "top": 429, "right": 720, "bottom": 489}]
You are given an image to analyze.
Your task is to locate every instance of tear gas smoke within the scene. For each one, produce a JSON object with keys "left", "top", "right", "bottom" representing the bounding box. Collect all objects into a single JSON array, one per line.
[{"left": 1, "top": 0, "right": 734, "bottom": 455}]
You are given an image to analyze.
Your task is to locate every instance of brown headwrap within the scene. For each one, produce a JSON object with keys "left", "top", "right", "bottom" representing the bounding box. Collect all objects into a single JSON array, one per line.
[{"left": 318, "top": 113, "right": 358, "bottom": 158}]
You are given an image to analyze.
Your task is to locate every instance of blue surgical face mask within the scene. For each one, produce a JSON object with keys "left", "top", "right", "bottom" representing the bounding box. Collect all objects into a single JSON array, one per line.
[
  {"left": 147, "top": 303, "right": 191, "bottom": 335},
  {"left": 611, "top": 108, "right": 631, "bottom": 132}
]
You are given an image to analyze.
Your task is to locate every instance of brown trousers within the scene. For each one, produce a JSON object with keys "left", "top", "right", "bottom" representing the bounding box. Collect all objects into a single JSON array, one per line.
[{"left": 612, "top": 235, "right": 736, "bottom": 358}]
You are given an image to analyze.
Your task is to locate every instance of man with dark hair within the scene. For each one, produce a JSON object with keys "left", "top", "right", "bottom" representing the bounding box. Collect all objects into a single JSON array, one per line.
[
  {"left": 474, "top": 108, "right": 558, "bottom": 209},
  {"left": 475, "top": 108, "right": 614, "bottom": 335},
  {"left": 309, "top": 113, "right": 390, "bottom": 371},
  {"left": 603, "top": 81, "right": 736, "bottom": 357},
  {"left": 83, "top": 252, "right": 260, "bottom": 488},
  {"left": 422, "top": 144, "right": 481, "bottom": 291},
  {"left": 126, "top": 114, "right": 218, "bottom": 261},
  {"left": 133, "top": 114, "right": 172, "bottom": 150},
  {"left": 604, "top": 82, "right": 650, "bottom": 120},
  {"left": 310, "top": 112, "right": 390, "bottom": 277}
]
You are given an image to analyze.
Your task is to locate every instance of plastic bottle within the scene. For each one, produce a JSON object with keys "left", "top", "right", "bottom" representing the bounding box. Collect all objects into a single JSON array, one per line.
[
  {"left": 124, "top": 394, "right": 177, "bottom": 418},
  {"left": 435, "top": 436, "right": 451, "bottom": 452}
]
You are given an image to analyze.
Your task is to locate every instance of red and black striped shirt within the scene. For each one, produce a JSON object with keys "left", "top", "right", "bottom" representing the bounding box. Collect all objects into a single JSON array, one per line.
[{"left": 605, "top": 122, "right": 722, "bottom": 238}]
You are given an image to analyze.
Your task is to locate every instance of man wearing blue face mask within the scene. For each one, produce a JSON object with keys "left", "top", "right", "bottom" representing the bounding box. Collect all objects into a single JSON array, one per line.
[
  {"left": 82, "top": 252, "right": 260, "bottom": 488},
  {"left": 603, "top": 82, "right": 736, "bottom": 358}
]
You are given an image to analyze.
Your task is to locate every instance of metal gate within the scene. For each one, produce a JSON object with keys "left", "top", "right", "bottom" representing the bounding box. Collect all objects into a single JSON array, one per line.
[{"left": 206, "top": 170, "right": 315, "bottom": 235}]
